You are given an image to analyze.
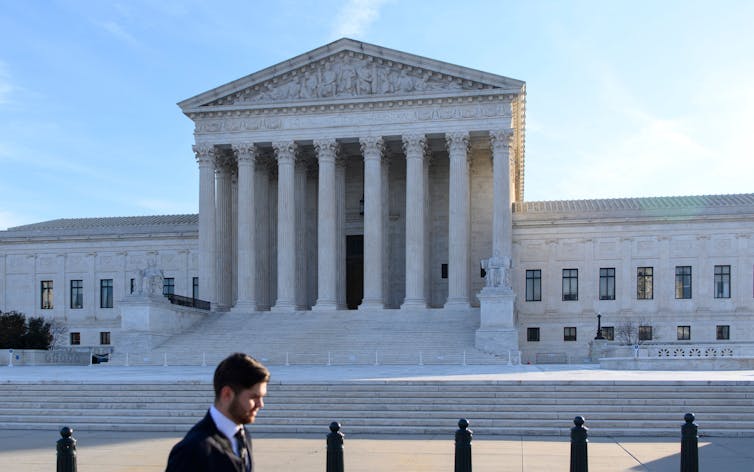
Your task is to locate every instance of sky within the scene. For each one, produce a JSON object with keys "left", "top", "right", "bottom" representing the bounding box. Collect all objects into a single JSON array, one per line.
[{"left": 1, "top": 0, "right": 752, "bottom": 230}]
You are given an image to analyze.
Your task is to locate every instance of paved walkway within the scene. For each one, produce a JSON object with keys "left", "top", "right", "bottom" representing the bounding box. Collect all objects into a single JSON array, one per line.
[
  {"left": 1, "top": 364, "right": 753, "bottom": 470},
  {"left": 1, "top": 429, "right": 752, "bottom": 471}
]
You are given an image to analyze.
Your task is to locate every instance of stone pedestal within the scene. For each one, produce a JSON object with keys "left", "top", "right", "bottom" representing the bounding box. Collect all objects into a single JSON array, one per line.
[
  {"left": 589, "top": 338, "right": 608, "bottom": 363},
  {"left": 475, "top": 287, "right": 519, "bottom": 356},
  {"left": 119, "top": 295, "right": 206, "bottom": 352}
]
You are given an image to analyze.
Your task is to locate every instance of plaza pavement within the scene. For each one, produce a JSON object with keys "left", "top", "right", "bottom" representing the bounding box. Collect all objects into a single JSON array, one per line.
[{"left": 1, "top": 363, "right": 753, "bottom": 471}]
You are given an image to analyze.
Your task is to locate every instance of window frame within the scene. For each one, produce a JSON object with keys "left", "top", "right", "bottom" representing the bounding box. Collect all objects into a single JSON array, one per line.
[
  {"left": 716, "top": 325, "right": 730, "bottom": 340},
  {"left": 192, "top": 277, "right": 199, "bottom": 300},
  {"left": 70, "top": 332, "right": 81, "bottom": 345},
  {"left": 563, "top": 326, "right": 577, "bottom": 342},
  {"left": 163, "top": 277, "right": 175, "bottom": 296},
  {"left": 562, "top": 269, "right": 578, "bottom": 301},
  {"left": 714, "top": 265, "right": 731, "bottom": 299},
  {"left": 637, "top": 267, "right": 653, "bottom": 300},
  {"left": 100, "top": 279, "right": 113, "bottom": 309},
  {"left": 41, "top": 280, "right": 54, "bottom": 309},
  {"left": 527, "top": 327, "right": 540, "bottom": 342},
  {"left": 70, "top": 280, "right": 84, "bottom": 309},
  {"left": 599, "top": 267, "right": 616, "bottom": 300},
  {"left": 601, "top": 326, "right": 615, "bottom": 341},
  {"left": 639, "top": 325, "right": 653, "bottom": 341},
  {"left": 675, "top": 266, "right": 692, "bottom": 299},
  {"left": 677, "top": 325, "right": 691, "bottom": 341},
  {"left": 100, "top": 331, "right": 111, "bottom": 345},
  {"left": 525, "top": 269, "right": 542, "bottom": 302}
]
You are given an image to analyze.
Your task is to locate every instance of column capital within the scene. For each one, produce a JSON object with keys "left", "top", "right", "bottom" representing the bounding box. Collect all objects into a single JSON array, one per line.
[
  {"left": 193, "top": 144, "right": 216, "bottom": 166},
  {"left": 314, "top": 139, "right": 338, "bottom": 163},
  {"left": 445, "top": 131, "right": 470, "bottom": 156},
  {"left": 489, "top": 129, "right": 515, "bottom": 152},
  {"left": 272, "top": 141, "right": 298, "bottom": 164},
  {"left": 401, "top": 134, "right": 427, "bottom": 158},
  {"left": 360, "top": 136, "right": 384, "bottom": 161},
  {"left": 232, "top": 143, "right": 258, "bottom": 164}
]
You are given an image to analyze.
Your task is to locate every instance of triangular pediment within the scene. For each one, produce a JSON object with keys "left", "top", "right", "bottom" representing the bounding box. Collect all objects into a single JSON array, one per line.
[{"left": 179, "top": 38, "right": 525, "bottom": 112}]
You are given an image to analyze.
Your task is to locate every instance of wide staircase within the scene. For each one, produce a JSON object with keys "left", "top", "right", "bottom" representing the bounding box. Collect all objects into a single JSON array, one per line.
[
  {"left": 0, "top": 380, "right": 752, "bottom": 437},
  {"left": 113, "top": 308, "right": 511, "bottom": 366}
]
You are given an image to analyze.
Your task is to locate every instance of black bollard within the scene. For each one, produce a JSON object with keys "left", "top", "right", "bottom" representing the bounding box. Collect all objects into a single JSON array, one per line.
[
  {"left": 570, "top": 416, "right": 588, "bottom": 472},
  {"left": 56, "top": 426, "right": 77, "bottom": 472},
  {"left": 326, "top": 421, "right": 344, "bottom": 472},
  {"left": 680, "top": 413, "right": 699, "bottom": 472},
  {"left": 455, "top": 418, "right": 472, "bottom": 472}
]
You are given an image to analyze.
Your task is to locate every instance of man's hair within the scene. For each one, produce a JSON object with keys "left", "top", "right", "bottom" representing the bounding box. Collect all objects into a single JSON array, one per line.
[{"left": 213, "top": 352, "right": 270, "bottom": 399}]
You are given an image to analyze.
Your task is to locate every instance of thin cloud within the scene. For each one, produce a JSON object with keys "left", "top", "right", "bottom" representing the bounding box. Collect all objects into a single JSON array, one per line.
[
  {"left": 97, "top": 20, "right": 141, "bottom": 47},
  {"left": 331, "top": 0, "right": 389, "bottom": 38}
]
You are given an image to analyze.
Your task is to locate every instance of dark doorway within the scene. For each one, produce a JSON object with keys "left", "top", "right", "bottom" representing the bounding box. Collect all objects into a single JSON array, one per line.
[{"left": 346, "top": 235, "right": 364, "bottom": 309}]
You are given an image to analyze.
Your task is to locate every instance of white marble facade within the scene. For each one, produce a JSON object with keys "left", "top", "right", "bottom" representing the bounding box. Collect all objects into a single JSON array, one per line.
[
  {"left": 0, "top": 39, "right": 752, "bottom": 362},
  {"left": 179, "top": 38, "right": 526, "bottom": 313}
]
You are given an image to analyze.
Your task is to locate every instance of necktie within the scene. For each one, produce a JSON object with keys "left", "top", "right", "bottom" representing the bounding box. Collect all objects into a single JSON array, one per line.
[{"left": 234, "top": 428, "right": 250, "bottom": 472}]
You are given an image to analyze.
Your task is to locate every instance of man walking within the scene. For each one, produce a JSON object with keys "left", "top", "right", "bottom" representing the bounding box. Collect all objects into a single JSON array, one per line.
[{"left": 166, "top": 353, "right": 270, "bottom": 472}]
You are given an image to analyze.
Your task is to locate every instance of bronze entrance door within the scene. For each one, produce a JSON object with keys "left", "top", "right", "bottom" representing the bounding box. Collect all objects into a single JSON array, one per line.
[{"left": 345, "top": 235, "right": 364, "bottom": 309}]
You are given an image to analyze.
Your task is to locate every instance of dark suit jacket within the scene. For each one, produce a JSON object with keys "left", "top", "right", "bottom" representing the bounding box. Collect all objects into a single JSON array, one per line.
[{"left": 165, "top": 411, "right": 253, "bottom": 472}]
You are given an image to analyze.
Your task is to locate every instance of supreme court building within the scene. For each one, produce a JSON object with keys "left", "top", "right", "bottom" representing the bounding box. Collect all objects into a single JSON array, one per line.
[{"left": 1, "top": 39, "right": 753, "bottom": 362}]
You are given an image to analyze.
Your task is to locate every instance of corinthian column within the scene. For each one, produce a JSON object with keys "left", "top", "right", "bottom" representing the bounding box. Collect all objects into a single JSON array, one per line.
[
  {"left": 232, "top": 143, "right": 257, "bottom": 312},
  {"left": 271, "top": 141, "right": 297, "bottom": 311},
  {"left": 194, "top": 144, "right": 216, "bottom": 308},
  {"left": 312, "top": 139, "right": 338, "bottom": 311},
  {"left": 445, "top": 131, "right": 471, "bottom": 309},
  {"left": 359, "top": 136, "right": 385, "bottom": 310},
  {"left": 401, "top": 134, "right": 428, "bottom": 310},
  {"left": 215, "top": 152, "right": 234, "bottom": 311},
  {"left": 490, "top": 129, "right": 514, "bottom": 262}
]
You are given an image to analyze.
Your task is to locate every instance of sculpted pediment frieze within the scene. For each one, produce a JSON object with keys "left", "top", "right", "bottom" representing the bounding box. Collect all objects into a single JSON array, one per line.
[{"left": 201, "top": 51, "right": 515, "bottom": 108}]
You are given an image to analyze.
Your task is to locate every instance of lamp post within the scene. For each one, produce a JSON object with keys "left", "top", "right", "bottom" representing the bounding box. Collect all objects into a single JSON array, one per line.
[{"left": 594, "top": 313, "right": 605, "bottom": 340}]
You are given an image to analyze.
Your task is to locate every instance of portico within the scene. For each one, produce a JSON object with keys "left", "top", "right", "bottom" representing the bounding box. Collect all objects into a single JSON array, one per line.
[{"left": 179, "top": 39, "right": 526, "bottom": 315}]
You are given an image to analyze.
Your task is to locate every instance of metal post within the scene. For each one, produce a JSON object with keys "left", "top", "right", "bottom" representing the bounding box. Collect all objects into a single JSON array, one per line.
[
  {"left": 570, "top": 416, "right": 588, "bottom": 472},
  {"left": 455, "top": 418, "right": 472, "bottom": 472},
  {"left": 680, "top": 413, "right": 699, "bottom": 472},
  {"left": 56, "top": 426, "right": 77, "bottom": 472},
  {"left": 326, "top": 421, "right": 344, "bottom": 472}
]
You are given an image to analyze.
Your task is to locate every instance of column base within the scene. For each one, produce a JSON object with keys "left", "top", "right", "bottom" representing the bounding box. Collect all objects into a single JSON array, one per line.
[
  {"left": 312, "top": 301, "right": 338, "bottom": 311},
  {"left": 443, "top": 298, "right": 471, "bottom": 310},
  {"left": 231, "top": 301, "right": 257, "bottom": 313},
  {"left": 270, "top": 300, "right": 297, "bottom": 312},
  {"left": 400, "top": 299, "right": 427, "bottom": 310},
  {"left": 359, "top": 299, "right": 384, "bottom": 310}
]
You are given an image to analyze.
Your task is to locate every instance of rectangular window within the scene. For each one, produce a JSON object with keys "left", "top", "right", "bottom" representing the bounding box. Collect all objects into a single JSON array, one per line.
[
  {"left": 601, "top": 326, "right": 615, "bottom": 341},
  {"left": 70, "top": 332, "right": 81, "bottom": 345},
  {"left": 100, "top": 331, "right": 111, "bottom": 345},
  {"left": 599, "top": 268, "right": 616, "bottom": 300},
  {"left": 130, "top": 278, "right": 135, "bottom": 294},
  {"left": 714, "top": 265, "right": 731, "bottom": 299},
  {"left": 70, "top": 280, "right": 83, "bottom": 309},
  {"left": 192, "top": 277, "right": 199, "bottom": 299},
  {"left": 564, "top": 327, "right": 577, "bottom": 341},
  {"left": 163, "top": 277, "right": 175, "bottom": 296},
  {"left": 677, "top": 325, "right": 691, "bottom": 340},
  {"left": 637, "top": 267, "right": 653, "bottom": 300},
  {"left": 716, "top": 325, "right": 730, "bottom": 340},
  {"left": 639, "top": 325, "right": 653, "bottom": 341},
  {"left": 525, "top": 270, "right": 542, "bottom": 301},
  {"left": 527, "top": 327, "right": 540, "bottom": 342},
  {"left": 41, "top": 280, "right": 54, "bottom": 309},
  {"left": 562, "top": 269, "right": 578, "bottom": 301},
  {"left": 100, "top": 279, "right": 113, "bottom": 308},
  {"left": 675, "top": 266, "right": 692, "bottom": 299},
  {"left": 441, "top": 264, "right": 448, "bottom": 279}
]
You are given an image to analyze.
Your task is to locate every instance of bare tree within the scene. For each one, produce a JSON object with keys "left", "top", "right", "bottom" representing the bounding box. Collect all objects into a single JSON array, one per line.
[
  {"left": 49, "top": 319, "right": 68, "bottom": 350},
  {"left": 615, "top": 318, "right": 655, "bottom": 345}
]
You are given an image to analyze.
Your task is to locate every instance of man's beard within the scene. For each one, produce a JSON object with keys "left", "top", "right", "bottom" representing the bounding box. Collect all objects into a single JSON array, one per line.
[{"left": 228, "top": 395, "right": 254, "bottom": 424}]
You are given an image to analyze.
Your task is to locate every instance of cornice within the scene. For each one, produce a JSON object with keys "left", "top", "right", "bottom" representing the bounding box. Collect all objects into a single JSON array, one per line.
[{"left": 186, "top": 91, "right": 515, "bottom": 120}]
